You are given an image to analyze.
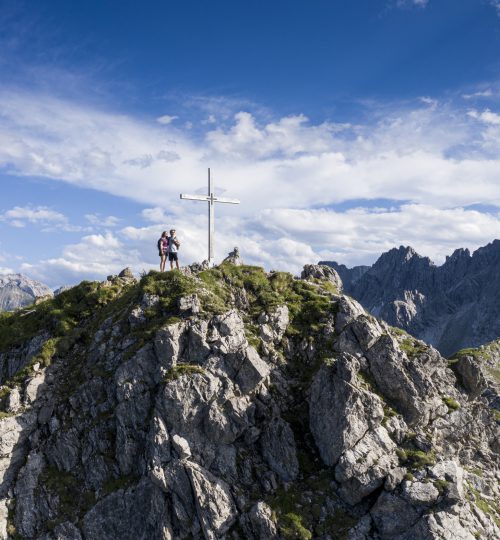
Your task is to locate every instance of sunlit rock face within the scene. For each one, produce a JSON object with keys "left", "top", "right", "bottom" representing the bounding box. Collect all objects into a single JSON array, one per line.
[{"left": 0, "top": 263, "right": 498, "bottom": 539}]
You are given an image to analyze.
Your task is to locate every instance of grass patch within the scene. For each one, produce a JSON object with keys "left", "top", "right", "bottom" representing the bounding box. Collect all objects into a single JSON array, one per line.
[
  {"left": 433, "top": 479, "right": 450, "bottom": 494},
  {"left": 0, "top": 280, "right": 130, "bottom": 353},
  {"left": 467, "top": 485, "right": 500, "bottom": 527},
  {"left": 399, "top": 337, "right": 427, "bottom": 358},
  {"left": 396, "top": 448, "right": 436, "bottom": 469},
  {"left": 164, "top": 364, "right": 205, "bottom": 382},
  {"left": 280, "top": 513, "right": 312, "bottom": 540},
  {"left": 198, "top": 265, "right": 336, "bottom": 337},
  {"left": 442, "top": 396, "right": 460, "bottom": 412}
]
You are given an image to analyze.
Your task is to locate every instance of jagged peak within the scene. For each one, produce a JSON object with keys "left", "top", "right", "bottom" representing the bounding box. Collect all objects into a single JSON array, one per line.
[{"left": 445, "top": 247, "right": 471, "bottom": 264}]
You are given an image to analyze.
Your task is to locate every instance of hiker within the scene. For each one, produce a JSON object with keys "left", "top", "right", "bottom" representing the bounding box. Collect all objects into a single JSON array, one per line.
[
  {"left": 158, "top": 231, "right": 169, "bottom": 272},
  {"left": 168, "top": 229, "right": 180, "bottom": 270}
]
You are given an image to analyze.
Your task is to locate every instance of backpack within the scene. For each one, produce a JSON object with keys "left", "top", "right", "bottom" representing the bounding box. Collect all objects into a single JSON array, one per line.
[{"left": 157, "top": 238, "right": 163, "bottom": 251}]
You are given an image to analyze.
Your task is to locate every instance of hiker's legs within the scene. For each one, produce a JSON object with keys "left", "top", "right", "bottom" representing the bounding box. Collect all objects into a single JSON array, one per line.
[
  {"left": 169, "top": 252, "right": 178, "bottom": 270},
  {"left": 175, "top": 259, "right": 180, "bottom": 269},
  {"left": 160, "top": 254, "right": 166, "bottom": 272}
]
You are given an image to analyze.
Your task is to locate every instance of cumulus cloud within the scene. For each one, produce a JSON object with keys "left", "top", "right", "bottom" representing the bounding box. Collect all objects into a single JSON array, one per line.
[
  {"left": 467, "top": 108, "right": 500, "bottom": 125},
  {"left": 20, "top": 232, "right": 142, "bottom": 285},
  {"left": 0, "top": 205, "right": 82, "bottom": 231},
  {"left": 22, "top": 201, "right": 500, "bottom": 287},
  {"left": 1, "top": 89, "right": 500, "bottom": 213},
  {"left": 1, "top": 88, "right": 500, "bottom": 285}
]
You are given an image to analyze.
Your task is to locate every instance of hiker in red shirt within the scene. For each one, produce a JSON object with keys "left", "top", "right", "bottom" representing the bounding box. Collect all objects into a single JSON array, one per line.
[{"left": 158, "top": 231, "right": 169, "bottom": 272}]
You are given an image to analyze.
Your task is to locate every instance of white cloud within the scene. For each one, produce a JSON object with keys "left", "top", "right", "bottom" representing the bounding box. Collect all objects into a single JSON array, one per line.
[
  {"left": 22, "top": 202, "right": 500, "bottom": 287},
  {"left": 2, "top": 90, "right": 500, "bottom": 214},
  {"left": 462, "top": 89, "right": 493, "bottom": 100},
  {"left": 20, "top": 232, "right": 142, "bottom": 285},
  {"left": 1, "top": 88, "right": 500, "bottom": 286},
  {"left": 156, "top": 114, "right": 178, "bottom": 125},
  {"left": 467, "top": 108, "right": 500, "bottom": 125},
  {"left": 0, "top": 266, "right": 14, "bottom": 275},
  {"left": 0, "top": 205, "right": 82, "bottom": 231},
  {"left": 85, "top": 214, "right": 121, "bottom": 227}
]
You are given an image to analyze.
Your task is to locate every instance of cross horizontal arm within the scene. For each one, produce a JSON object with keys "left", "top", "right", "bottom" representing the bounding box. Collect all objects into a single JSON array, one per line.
[
  {"left": 213, "top": 197, "right": 240, "bottom": 205},
  {"left": 180, "top": 194, "right": 210, "bottom": 202}
]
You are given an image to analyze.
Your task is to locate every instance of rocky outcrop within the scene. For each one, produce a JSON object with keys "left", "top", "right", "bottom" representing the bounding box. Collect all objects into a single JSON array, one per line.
[
  {"left": 0, "top": 275, "right": 53, "bottom": 312},
  {"left": 0, "top": 262, "right": 498, "bottom": 539},
  {"left": 320, "top": 240, "right": 500, "bottom": 356}
]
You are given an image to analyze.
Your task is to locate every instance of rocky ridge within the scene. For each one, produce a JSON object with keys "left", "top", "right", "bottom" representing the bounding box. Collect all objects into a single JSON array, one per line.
[
  {"left": 320, "top": 240, "right": 500, "bottom": 356},
  {"left": 0, "top": 262, "right": 498, "bottom": 539},
  {"left": 0, "top": 275, "right": 53, "bottom": 313}
]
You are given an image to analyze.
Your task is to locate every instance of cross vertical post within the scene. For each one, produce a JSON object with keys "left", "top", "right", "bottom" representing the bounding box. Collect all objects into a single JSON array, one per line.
[
  {"left": 180, "top": 168, "right": 240, "bottom": 266},
  {"left": 208, "top": 168, "right": 215, "bottom": 263}
]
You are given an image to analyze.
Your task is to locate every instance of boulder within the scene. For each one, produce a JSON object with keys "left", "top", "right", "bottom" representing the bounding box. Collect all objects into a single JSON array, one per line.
[
  {"left": 301, "top": 264, "right": 343, "bottom": 290},
  {"left": 335, "top": 426, "right": 398, "bottom": 505},
  {"left": 260, "top": 417, "right": 299, "bottom": 482},
  {"left": 309, "top": 355, "right": 384, "bottom": 467},
  {"left": 185, "top": 463, "right": 237, "bottom": 540}
]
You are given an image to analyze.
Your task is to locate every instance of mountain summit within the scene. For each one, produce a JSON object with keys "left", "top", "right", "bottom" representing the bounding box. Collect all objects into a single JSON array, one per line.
[
  {"left": 0, "top": 262, "right": 498, "bottom": 539},
  {"left": 0, "top": 274, "right": 53, "bottom": 312},
  {"left": 320, "top": 240, "right": 500, "bottom": 356}
]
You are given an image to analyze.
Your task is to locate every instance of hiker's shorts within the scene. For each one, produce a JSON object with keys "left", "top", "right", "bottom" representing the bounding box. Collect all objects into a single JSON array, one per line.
[{"left": 169, "top": 252, "right": 178, "bottom": 262}]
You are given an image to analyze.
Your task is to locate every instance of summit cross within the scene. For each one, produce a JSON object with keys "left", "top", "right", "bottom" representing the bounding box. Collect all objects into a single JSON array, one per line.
[{"left": 180, "top": 168, "right": 240, "bottom": 266}]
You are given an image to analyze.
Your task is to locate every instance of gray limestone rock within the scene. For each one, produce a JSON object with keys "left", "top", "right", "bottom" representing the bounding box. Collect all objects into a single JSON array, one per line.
[
  {"left": 335, "top": 296, "right": 366, "bottom": 332},
  {"left": 172, "top": 434, "right": 192, "bottom": 460},
  {"left": 454, "top": 354, "right": 487, "bottom": 398},
  {"left": 301, "top": 264, "right": 343, "bottom": 291},
  {"left": 185, "top": 462, "right": 237, "bottom": 540},
  {"left": 0, "top": 263, "right": 497, "bottom": 540},
  {"left": 14, "top": 452, "right": 44, "bottom": 538},
  {"left": 118, "top": 267, "right": 135, "bottom": 279},
  {"left": 370, "top": 491, "right": 422, "bottom": 537},
  {"left": 335, "top": 426, "right": 398, "bottom": 505},
  {"left": 384, "top": 466, "right": 407, "bottom": 491},
  {"left": 260, "top": 417, "right": 299, "bottom": 482},
  {"left": 82, "top": 479, "right": 172, "bottom": 540},
  {"left": 309, "top": 354, "right": 384, "bottom": 467},
  {"left": 240, "top": 501, "right": 278, "bottom": 539},
  {"left": 222, "top": 247, "right": 243, "bottom": 266},
  {"left": 154, "top": 322, "right": 186, "bottom": 369},
  {"left": 233, "top": 346, "right": 270, "bottom": 394},
  {"left": 178, "top": 294, "right": 201, "bottom": 314},
  {"left": 5, "top": 387, "right": 21, "bottom": 414},
  {"left": 402, "top": 480, "right": 440, "bottom": 505}
]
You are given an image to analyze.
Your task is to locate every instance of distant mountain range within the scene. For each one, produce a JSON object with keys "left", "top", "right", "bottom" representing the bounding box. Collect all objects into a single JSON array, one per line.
[
  {"left": 0, "top": 274, "right": 53, "bottom": 311},
  {"left": 320, "top": 240, "right": 500, "bottom": 357}
]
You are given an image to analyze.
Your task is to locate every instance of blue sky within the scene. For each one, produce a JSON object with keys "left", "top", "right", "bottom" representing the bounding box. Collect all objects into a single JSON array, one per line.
[{"left": 1, "top": 0, "right": 500, "bottom": 286}]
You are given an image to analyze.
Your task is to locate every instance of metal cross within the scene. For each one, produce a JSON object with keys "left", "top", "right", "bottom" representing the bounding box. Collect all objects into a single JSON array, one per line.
[{"left": 180, "top": 168, "right": 240, "bottom": 266}]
